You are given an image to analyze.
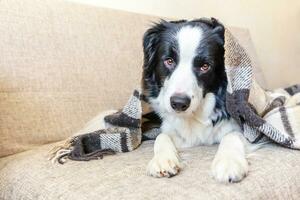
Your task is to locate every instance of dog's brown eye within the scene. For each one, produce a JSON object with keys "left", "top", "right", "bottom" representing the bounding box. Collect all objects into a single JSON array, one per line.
[
  {"left": 200, "top": 64, "right": 210, "bottom": 72},
  {"left": 164, "top": 58, "right": 175, "bottom": 69}
]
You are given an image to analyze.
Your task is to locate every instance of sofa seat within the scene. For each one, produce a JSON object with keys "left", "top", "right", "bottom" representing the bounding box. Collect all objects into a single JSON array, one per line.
[{"left": 1, "top": 141, "right": 300, "bottom": 199}]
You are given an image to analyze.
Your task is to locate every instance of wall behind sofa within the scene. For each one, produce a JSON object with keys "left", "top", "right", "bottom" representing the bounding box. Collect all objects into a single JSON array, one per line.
[{"left": 69, "top": 0, "right": 300, "bottom": 89}]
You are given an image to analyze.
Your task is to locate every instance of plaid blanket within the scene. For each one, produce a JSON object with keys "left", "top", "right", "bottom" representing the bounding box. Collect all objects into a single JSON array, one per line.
[{"left": 49, "top": 27, "right": 300, "bottom": 164}]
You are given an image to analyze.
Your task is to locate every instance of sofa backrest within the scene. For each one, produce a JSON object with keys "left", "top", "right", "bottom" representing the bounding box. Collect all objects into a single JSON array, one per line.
[{"left": 0, "top": 0, "right": 265, "bottom": 157}]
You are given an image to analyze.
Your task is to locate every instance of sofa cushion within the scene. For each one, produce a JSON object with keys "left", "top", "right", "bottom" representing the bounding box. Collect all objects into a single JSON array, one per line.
[
  {"left": 0, "top": 0, "right": 265, "bottom": 157},
  {"left": 0, "top": 142, "right": 300, "bottom": 199}
]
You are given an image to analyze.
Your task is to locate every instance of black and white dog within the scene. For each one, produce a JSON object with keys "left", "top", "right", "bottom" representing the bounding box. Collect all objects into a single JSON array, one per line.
[{"left": 142, "top": 18, "right": 249, "bottom": 183}]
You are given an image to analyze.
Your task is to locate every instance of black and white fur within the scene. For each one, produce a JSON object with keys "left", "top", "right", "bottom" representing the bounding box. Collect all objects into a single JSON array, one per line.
[{"left": 143, "top": 18, "right": 249, "bottom": 183}]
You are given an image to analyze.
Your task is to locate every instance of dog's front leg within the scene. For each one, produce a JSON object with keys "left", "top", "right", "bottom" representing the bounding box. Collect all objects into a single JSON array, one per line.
[
  {"left": 211, "top": 132, "right": 248, "bottom": 183},
  {"left": 147, "top": 134, "right": 183, "bottom": 178}
]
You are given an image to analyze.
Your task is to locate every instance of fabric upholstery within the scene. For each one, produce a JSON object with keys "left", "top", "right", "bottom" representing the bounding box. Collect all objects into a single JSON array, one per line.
[
  {"left": 0, "top": 0, "right": 265, "bottom": 157},
  {"left": 1, "top": 142, "right": 300, "bottom": 199}
]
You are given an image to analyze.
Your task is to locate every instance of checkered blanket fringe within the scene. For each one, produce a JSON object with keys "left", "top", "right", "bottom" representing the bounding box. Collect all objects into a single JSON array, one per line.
[{"left": 49, "top": 28, "right": 300, "bottom": 164}]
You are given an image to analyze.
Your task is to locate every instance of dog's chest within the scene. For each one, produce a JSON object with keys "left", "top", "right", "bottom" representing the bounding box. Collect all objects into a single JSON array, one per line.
[{"left": 162, "top": 116, "right": 238, "bottom": 148}]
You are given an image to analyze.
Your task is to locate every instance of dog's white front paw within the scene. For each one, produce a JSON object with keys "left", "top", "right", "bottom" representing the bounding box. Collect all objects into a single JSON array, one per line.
[
  {"left": 147, "top": 152, "right": 183, "bottom": 178},
  {"left": 211, "top": 155, "right": 248, "bottom": 183}
]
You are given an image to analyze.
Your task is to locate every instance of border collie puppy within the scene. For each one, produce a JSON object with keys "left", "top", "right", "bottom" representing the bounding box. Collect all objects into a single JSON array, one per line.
[{"left": 142, "top": 18, "right": 249, "bottom": 183}]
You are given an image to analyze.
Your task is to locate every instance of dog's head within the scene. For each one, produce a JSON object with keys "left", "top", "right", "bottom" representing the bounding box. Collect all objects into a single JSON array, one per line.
[{"left": 142, "top": 18, "right": 226, "bottom": 117}]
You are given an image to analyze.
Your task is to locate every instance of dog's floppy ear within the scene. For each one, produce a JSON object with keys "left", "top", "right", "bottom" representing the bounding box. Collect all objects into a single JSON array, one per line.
[
  {"left": 142, "top": 21, "right": 166, "bottom": 71},
  {"left": 196, "top": 17, "right": 225, "bottom": 39},
  {"left": 211, "top": 18, "right": 225, "bottom": 39},
  {"left": 142, "top": 21, "right": 167, "bottom": 98}
]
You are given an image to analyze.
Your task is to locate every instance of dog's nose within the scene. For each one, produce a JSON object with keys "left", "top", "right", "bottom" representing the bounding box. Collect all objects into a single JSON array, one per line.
[{"left": 170, "top": 94, "right": 191, "bottom": 112}]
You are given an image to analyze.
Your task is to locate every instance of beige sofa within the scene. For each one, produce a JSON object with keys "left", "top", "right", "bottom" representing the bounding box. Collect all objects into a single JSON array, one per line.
[{"left": 1, "top": 0, "right": 300, "bottom": 199}]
